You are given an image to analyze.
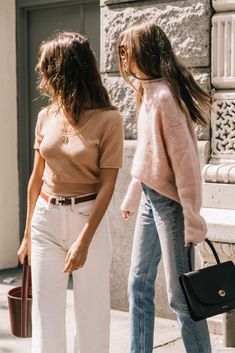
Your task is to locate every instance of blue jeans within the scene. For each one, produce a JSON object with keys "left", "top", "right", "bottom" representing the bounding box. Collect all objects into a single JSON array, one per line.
[{"left": 128, "top": 183, "right": 211, "bottom": 353}]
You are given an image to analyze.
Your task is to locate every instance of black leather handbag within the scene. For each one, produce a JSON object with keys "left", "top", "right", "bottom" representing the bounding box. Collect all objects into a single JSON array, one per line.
[{"left": 179, "top": 238, "right": 235, "bottom": 321}]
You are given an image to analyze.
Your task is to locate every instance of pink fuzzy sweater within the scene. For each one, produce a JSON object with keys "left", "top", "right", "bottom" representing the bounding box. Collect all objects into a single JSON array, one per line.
[{"left": 121, "top": 78, "right": 207, "bottom": 244}]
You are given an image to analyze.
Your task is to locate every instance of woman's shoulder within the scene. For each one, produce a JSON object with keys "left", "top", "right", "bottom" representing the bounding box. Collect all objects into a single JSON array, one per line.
[
  {"left": 37, "top": 106, "right": 51, "bottom": 123},
  {"left": 34, "top": 108, "right": 47, "bottom": 132},
  {"left": 157, "top": 85, "right": 187, "bottom": 128},
  {"left": 96, "top": 108, "right": 123, "bottom": 127},
  {"left": 157, "top": 84, "right": 178, "bottom": 107},
  {"left": 36, "top": 106, "right": 57, "bottom": 128}
]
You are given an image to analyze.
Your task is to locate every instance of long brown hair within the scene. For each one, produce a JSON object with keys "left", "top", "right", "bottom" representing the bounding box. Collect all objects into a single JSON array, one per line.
[
  {"left": 36, "top": 32, "right": 115, "bottom": 122},
  {"left": 118, "top": 22, "right": 211, "bottom": 126}
]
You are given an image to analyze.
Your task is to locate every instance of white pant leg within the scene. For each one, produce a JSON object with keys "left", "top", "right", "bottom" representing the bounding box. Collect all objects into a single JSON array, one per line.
[
  {"left": 31, "top": 197, "right": 69, "bottom": 353},
  {"left": 70, "top": 209, "right": 112, "bottom": 353}
]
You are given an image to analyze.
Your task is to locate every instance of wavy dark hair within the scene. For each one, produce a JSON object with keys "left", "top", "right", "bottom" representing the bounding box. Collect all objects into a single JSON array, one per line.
[
  {"left": 118, "top": 22, "right": 211, "bottom": 126},
  {"left": 36, "top": 32, "right": 115, "bottom": 122}
]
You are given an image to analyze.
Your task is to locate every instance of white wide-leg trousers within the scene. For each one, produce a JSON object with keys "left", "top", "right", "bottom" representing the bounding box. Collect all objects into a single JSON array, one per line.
[{"left": 31, "top": 196, "right": 112, "bottom": 353}]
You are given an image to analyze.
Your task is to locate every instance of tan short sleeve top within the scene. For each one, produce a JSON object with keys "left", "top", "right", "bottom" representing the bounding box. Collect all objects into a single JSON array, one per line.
[{"left": 34, "top": 107, "right": 124, "bottom": 197}]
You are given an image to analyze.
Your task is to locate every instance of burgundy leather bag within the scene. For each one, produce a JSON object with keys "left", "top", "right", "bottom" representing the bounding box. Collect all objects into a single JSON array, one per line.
[{"left": 8, "top": 256, "right": 32, "bottom": 337}]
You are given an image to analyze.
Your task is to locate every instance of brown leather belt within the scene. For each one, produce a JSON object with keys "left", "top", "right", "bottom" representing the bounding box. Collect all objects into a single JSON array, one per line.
[{"left": 40, "top": 191, "right": 97, "bottom": 205}]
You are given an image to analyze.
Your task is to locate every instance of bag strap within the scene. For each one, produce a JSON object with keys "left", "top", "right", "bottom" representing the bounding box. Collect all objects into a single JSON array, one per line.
[
  {"left": 21, "top": 256, "right": 31, "bottom": 337},
  {"left": 188, "top": 238, "right": 221, "bottom": 272}
]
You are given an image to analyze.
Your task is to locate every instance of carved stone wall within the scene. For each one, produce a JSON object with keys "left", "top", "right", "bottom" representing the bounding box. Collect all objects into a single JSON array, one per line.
[
  {"left": 211, "top": 91, "right": 235, "bottom": 162},
  {"left": 199, "top": 240, "right": 235, "bottom": 264},
  {"left": 203, "top": 1, "right": 235, "bottom": 180}
]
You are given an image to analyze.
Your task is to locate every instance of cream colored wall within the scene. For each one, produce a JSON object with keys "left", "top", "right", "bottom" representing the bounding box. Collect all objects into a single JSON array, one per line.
[{"left": 0, "top": 0, "right": 19, "bottom": 269}]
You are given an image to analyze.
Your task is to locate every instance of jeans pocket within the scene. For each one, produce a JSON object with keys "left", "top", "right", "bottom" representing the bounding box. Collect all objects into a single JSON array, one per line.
[
  {"left": 34, "top": 204, "right": 47, "bottom": 214},
  {"left": 31, "top": 198, "right": 49, "bottom": 227}
]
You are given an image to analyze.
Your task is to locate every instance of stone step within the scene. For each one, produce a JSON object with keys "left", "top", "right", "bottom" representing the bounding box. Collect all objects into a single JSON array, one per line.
[{"left": 209, "top": 314, "right": 223, "bottom": 335}]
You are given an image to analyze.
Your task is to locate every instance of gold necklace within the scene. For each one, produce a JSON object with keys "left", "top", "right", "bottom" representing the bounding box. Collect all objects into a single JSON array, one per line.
[{"left": 60, "top": 110, "right": 98, "bottom": 144}]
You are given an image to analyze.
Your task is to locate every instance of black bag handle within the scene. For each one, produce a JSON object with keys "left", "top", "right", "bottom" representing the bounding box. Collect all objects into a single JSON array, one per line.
[{"left": 188, "top": 238, "right": 221, "bottom": 272}]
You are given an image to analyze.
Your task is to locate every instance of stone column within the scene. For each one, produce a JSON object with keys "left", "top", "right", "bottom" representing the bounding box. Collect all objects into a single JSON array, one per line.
[
  {"left": 201, "top": 0, "right": 235, "bottom": 347},
  {"left": 101, "top": 0, "right": 212, "bottom": 319}
]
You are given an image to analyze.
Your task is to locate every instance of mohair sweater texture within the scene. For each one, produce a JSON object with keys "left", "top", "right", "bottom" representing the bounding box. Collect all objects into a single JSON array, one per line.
[{"left": 121, "top": 78, "right": 207, "bottom": 243}]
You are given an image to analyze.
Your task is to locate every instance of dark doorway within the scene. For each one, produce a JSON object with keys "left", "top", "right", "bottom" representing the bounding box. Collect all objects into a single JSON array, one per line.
[{"left": 17, "top": 0, "right": 100, "bottom": 238}]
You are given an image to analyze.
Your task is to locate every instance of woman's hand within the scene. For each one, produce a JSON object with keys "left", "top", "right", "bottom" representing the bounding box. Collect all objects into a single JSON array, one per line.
[
  {"left": 184, "top": 241, "right": 198, "bottom": 247},
  {"left": 63, "top": 240, "right": 89, "bottom": 273},
  {"left": 18, "top": 234, "right": 31, "bottom": 265},
  {"left": 121, "top": 209, "right": 133, "bottom": 220}
]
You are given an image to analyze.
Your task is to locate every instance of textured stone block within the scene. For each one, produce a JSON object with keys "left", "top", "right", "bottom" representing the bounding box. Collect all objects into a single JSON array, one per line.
[
  {"left": 104, "top": 0, "right": 142, "bottom": 5},
  {"left": 203, "top": 183, "right": 235, "bottom": 209},
  {"left": 102, "top": 75, "right": 137, "bottom": 139},
  {"left": 101, "top": 0, "right": 211, "bottom": 73},
  {"left": 193, "top": 71, "right": 211, "bottom": 140},
  {"left": 104, "top": 0, "right": 184, "bottom": 5},
  {"left": 200, "top": 207, "right": 235, "bottom": 246},
  {"left": 193, "top": 70, "right": 211, "bottom": 91},
  {"left": 198, "top": 140, "right": 211, "bottom": 168},
  {"left": 196, "top": 124, "right": 210, "bottom": 141}
]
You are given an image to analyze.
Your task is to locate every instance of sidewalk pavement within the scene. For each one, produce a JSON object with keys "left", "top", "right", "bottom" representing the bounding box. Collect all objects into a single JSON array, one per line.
[{"left": 0, "top": 268, "right": 235, "bottom": 353}]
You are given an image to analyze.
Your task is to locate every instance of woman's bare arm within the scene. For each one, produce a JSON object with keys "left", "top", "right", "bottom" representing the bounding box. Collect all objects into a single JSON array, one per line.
[{"left": 18, "top": 150, "right": 45, "bottom": 264}]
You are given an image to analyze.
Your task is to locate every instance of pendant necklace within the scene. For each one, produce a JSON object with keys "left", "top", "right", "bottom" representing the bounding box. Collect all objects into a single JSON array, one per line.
[
  {"left": 60, "top": 110, "right": 98, "bottom": 144},
  {"left": 62, "top": 119, "right": 77, "bottom": 144},
  {"left": 63, "top": 136, "right": 69, "bottom": 145}
]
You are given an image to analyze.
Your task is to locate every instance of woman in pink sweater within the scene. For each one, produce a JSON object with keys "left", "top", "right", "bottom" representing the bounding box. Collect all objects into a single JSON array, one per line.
[{"left": 119, "top": 23, "right": 212, "bottom": 353}]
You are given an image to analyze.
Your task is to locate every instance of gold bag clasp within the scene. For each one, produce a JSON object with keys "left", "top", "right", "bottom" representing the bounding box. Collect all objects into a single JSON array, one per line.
[{"left": 218, "top": 290, "right": 226, "bottom": 297}]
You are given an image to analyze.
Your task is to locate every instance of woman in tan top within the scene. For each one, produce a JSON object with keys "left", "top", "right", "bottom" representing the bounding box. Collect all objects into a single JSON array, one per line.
[{"left": 17, "top": 32, "right": 123, "bottom": 353}]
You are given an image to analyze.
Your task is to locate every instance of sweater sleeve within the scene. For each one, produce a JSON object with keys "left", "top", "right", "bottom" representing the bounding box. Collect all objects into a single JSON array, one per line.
[
  {"left": 120, "top": 177, "right": 142, "bottom": 213},
  {"left": 165, "top": 122, "right": 207, "bottom": 244}
]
